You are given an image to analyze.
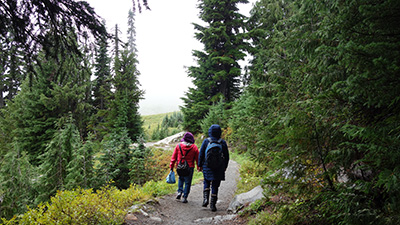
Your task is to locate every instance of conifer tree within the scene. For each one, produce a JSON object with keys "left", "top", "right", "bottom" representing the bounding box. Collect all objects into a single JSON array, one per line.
[
  {"left": 96, "top": 129, "right": 133, "bottom": 189},
  {"left": 0, "top": 0, "right": 107, "bottom": 68},
  {"left": 200, "top": 97, "right": 226, "bottom": 135},
  {"left": 96, "top": 12, "right": 144, "bottom": 189},
  {"left": 112, "top": 24, "right": 122, "bottom": 67},
  {"left": 0, "top": 40, "right": 25, "bottom": 108},
  {"left": 129, "top": 137, "right": 153, "bottom": 185},
  {"left": 36, "top": 115, "right": 81, "bottom": 203},
  {"left": 229, "top": 0, "right": 400, "bottom": 223},
  {"left": 93, "top": 33, "right": 112, "bottom": 112},
  {"left": 91, "top": 31, "right": 113, "bottom": 139},
  {"left": 181, "top": 0, "right": 249, "bottom": 132},
  {"left": 5, "top": 58, "right": 60, "bottom": 165},
  {"left": 109, "top": 11, "right": 143, "bottom": 142},
  {"left": 127, "top": 10, "right": 138, "bottom": 55},
  {"left": 65, "top": 133, "right": 96, "bottom": 189},
  {"left": 111, "top": 48, "right": 144, "bottom": 142},
  {"left": 0, "top": 143, "right": 36, "bottom": 219},
  {"left": 0, "top": 38, "right": 6, "bottom": 108}
]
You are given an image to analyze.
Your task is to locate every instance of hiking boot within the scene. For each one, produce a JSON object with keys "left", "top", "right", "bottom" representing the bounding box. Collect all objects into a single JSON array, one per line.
[
  {"left": 176, "top": 192, "right": 182, "bottom": 200},
  {"left": 202, "top": 189, "right": 210, "bottom": 207},
  {"left": 182, "top": 197, "right": 188, "bottom": 203},
  {"left": 210, "top": 194, "right": 217, "bottom": 212}
]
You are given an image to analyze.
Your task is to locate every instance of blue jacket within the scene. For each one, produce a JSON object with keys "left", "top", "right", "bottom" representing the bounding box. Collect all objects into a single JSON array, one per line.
[{"left": 199, "top": 124, "right": 229, "bottom": 181}]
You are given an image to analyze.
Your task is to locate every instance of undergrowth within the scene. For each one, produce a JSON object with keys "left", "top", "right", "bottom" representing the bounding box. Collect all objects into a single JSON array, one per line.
[
  {"left": 230, "top": 151, "right": 265, "bottom": 195},
  {"left": 1, "top": 145, "right": 203, "bottom": 224}
]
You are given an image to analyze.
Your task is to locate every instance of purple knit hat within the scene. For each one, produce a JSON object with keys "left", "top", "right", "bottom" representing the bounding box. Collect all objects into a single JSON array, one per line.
[{"left": 181, "top": 132, "right": 195, "bottom": 144}]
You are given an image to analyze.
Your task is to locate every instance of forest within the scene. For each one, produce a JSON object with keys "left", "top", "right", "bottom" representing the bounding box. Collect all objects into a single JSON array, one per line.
[{"left": 1, "top": 0, "right": 400, "bottom": 224}]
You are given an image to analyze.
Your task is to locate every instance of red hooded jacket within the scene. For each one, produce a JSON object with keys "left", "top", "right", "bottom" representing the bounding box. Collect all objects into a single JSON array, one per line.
[{"left": 170, "top": 142, "right": 199, "bottom": 170}]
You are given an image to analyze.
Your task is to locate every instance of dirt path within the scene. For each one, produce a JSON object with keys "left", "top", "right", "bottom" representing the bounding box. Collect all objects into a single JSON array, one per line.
[{"left": 126, "top": 160, "right": 242, "bottom": 224}]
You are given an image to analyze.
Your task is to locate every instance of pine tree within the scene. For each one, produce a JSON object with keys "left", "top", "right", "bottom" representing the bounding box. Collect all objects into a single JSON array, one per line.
[
  {"left": 93, "top": 33, "right": 112, "bottom": 112},
  {"left": 181, "top": 0, "right": 249, "bottom": 132},
  {"left": 111, "top": 48, "right": 144, "bottom": 142},
  {"left": 112, "top": 24, "right": 122, "bottom": 67},
  {"left": 5, "top": 59, "right": 59, "bottom": 165},
  {"left": 36, "top": 115, "right": 81, "bottom": 203},
  {"left": 91, "top": 31, "right": 113, "bottom": 140},
  {"left": 95, "top": 12, "right": 144, "bottom": 189},
  {"left": 6, "top": 44, "right": 93, "bottom": 165},
  {"left": 0, "top": 143, "right": 36, "bottom": 219},
  {"left": 96, "top": 129, "right": 133, "bottom": 189},
  {"left": 127, "top": 10, "right": 138, "bottom": 55},
  {"left": 109, "top": 12, "right": 144, "bottom": 142},
  {"left": 200, "top": 97, "right": 226, "bottom": 135},
  {"left": 129, "top": 137, "right": 152, "bottom": 185},
  {"left": 65, "top": 133, "right": 96, "bottom": 189}
]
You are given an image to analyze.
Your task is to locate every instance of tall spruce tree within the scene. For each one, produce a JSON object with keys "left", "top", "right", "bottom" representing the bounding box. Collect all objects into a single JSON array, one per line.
[
  {"left": 5, "top": 56, "right": 60, "bottom": 164},
  {"left": 110, "top": 12, "right": 143, "bottom": 142},
  {"left": 96, "top": 129, "right": 133, "bottom": 189},
  {"left": 36, "top": 115, "right": 81, "bottom": 203},
  {"left": 0, "top": 32, "right": 95, "bottom": 214},
  {"left": 91, "top": 31, "right": 113, "bottom": 140},
  {"left": 65, "top": 133, "right": 96, "bottom": 189},
  {"left": 229, "top": 0, "right": 296, "bottom": 158},
  {"left": 127, "top": 10, "right": 138, "bottom": 55},
  {"left": 93, "top": 33, "right": 112, "bottom": 112},
  {"left": 181, "top": 0, "right": 249, "bottom": 132},
  {"left": 111, "top": 48, "right": 144, "bottom": 142},
  {"left": 7, "top": 41, "right": 94, "bottom": 164},
  {"left": 96, "top": 13, "right": 143, "bottom": 189}
]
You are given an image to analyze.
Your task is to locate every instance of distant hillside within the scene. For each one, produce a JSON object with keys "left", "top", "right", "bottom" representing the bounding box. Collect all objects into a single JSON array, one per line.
[
  {"left": 142, "top": 111, "right": 176, "bottom": 133},
  {"left": 142, "top": 111, "right": 183, "bottom": 141}
]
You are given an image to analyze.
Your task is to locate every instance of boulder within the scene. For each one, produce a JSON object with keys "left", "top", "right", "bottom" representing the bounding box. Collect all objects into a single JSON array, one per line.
[{"left": 227, "top": 185, "right": 264, "bottom": 214}]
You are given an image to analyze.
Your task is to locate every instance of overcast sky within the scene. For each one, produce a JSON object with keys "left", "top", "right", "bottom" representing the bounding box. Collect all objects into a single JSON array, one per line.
[{"left": 85, "top": 0, "right": 256, "bottom": 115}]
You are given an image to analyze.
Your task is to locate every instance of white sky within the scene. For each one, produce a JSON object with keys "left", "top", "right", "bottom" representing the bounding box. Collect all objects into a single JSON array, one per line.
[{"left": 85, "top": 0, "right": 256, "bottom": 115}]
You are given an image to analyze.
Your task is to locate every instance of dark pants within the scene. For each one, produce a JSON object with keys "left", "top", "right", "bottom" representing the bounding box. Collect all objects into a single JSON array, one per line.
[
  {"left": 203, "top": 179, "right": 221, "bottom": 195},
  {"left": 177, "top": 167, "right": 194, "bottom": 198}
]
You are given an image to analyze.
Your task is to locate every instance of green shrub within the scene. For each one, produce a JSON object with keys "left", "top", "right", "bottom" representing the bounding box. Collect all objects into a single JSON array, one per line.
[
  {"left": 233, "top": 152, "right": 266, "bottom": 194},
  {"left": 3, "top": 186, "right": 145, "bottom": 224}
]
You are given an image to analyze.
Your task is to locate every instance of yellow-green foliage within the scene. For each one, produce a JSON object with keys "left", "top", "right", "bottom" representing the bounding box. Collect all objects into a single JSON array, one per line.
[
  {"left": 2, "top": 181, "right": 177, "bottom": 225},
  {"left": 231, "top": 151, "right": 266, "bottom": 195},
  {"left": 248, "top": 210, "right": 281, "bottom": 225},
  {"left": 1, "top": 145, "right": 206, "bottom": 225},
  {"left": 150, "top": 147, "right": 174, "bottom": 179}
]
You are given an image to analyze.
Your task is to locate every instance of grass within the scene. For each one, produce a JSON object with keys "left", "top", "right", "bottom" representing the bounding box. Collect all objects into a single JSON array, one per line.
[
  {"left": 230, "top": 151, "right": 265, "bottom": 194},
  {"left": 142, "top": 111, "right": 179, "bottom": 138}
]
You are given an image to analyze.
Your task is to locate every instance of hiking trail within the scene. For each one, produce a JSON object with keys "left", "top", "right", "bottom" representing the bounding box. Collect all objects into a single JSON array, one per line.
[{"left": 127, "top": 136, "right": 246, "bottom": 224}]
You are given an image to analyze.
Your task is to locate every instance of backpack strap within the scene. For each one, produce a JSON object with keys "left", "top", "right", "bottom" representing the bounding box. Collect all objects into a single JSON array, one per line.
[
  {"left": 207, "top": 137, "right": 222, "bottom": 144},
  {"left": 179, "top": 144, "right": 190, "bottom": 159}
]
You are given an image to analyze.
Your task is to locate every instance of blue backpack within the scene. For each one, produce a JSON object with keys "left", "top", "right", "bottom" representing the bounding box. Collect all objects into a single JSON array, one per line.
[{"left": 205, "top": 138, "right": 224, "bottom": 170}]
